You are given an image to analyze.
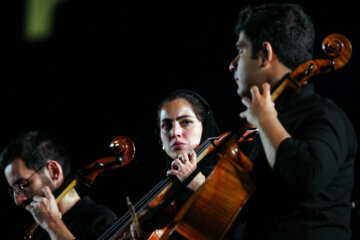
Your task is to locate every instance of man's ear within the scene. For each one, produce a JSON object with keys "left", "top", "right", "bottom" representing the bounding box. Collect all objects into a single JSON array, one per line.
[
  {"left": 46, "top": 160, "right": 64, "bottom": 187},
  {"left": 259, "top": 41, "right": 274, "bottom": 67}
]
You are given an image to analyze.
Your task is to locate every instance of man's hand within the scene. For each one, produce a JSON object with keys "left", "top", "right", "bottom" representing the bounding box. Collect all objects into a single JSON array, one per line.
[
  {"left": 26, "top": 186, "right": 75, "bottom": 240},
  {"left": 240, "top": 83, "right": 290, "bottom": 168},
  {"left": 26, "top": 186, "right": 62, "bottom": 229},
  {"left": 240, "top": 83, "right": 277, "bottom": 128}
]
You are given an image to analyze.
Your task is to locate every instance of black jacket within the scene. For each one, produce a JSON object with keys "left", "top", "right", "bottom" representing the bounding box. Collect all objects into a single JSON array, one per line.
[{"left": 234, "top": 83, "right": 357, "bottom": 240}]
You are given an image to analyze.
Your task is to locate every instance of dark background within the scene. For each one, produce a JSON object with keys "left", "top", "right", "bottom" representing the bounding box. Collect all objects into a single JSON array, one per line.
[{"left": 1, "top": 0, "right": 359, "bottom": 238}]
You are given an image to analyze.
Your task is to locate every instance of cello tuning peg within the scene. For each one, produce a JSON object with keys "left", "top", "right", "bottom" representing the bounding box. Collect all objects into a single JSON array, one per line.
[
  {"left": 116, "top": 156, "right": 123, "bottom": 165},
  {"left": 94, "top": 162, "right": 105, "bottom": 168},
  {"left": 304, "top": 63, "right": 314, "bottom": 76}
]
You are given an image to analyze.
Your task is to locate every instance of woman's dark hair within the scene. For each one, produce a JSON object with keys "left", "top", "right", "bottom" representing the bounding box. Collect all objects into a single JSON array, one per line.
[
  {"left": 0, "top": 131, "right": 72, "bottom": 179},
  {"left": 155, "top": 89, "right": 220, "bottom": 143},
  {"left": 235, "top": 3, "right": 315, "bottom": 70}
]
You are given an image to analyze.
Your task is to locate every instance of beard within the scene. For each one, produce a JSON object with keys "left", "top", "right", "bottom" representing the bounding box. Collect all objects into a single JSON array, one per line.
[
  {"left": 21, "top": 175, "right": 56, "bottom": 209},
  {"left": 22, "top": 198, "right": 33, "bottom": 208}
]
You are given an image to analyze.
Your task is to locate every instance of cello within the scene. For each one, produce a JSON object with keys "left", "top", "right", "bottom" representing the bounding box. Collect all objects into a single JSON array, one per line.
[
  {"left": 97, "top": 132, "right": 238, "bottom": 240},
  {"left": 22, "top": 136, "right": 135, "bottom": 240},
  {"left": 152, "top": 33, "right": 353, "bottom": 240},
  {"left": 100, "top": 33, "right": 352, "bottom": 240}
]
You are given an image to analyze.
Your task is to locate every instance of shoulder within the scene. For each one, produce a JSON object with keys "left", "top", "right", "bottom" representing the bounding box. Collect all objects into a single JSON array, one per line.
[
  {"left": 285, "top": 89, "right": 353, "bottom": 127},
  {"left": 307, "top": 94, "right": 353, "bottom": 127},
  {"left": 63, "top": 196, "right": 118, "bottom": 239},
  {"left": 280, "top": 91, "right": 357, "bottom": 146},
  {"left": 75, "top": 196, "right": 117, "bottom": 220}
]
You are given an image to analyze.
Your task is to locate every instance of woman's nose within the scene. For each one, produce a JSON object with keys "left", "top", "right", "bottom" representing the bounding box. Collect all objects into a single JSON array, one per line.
[{"left": 170, "top": 123, "right": 182, "bottom": 137}]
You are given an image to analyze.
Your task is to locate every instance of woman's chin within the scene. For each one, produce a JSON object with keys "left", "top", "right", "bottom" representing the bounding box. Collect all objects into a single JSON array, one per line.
[{"left": 170, "top": 149, "right": 188, "bottom": 159}]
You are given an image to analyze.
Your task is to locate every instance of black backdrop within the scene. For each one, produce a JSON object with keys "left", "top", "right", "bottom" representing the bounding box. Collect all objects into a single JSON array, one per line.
[{"left": 1, "top": 0, "right": 359, "bottom": 238}]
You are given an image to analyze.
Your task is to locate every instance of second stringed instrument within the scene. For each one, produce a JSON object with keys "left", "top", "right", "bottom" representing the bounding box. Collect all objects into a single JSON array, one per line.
[
  {"left": 97, "top": 132, "right": 234, "bottom": 240},
  {"left": 22, "top": 136, "right": 135, "bottom": 240}
]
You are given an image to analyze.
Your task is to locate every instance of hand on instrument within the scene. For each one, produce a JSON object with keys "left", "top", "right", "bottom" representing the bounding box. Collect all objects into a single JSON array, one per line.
[
  {"left": 25, "top": 186, "right": 62, "bottom": 230},
  {"left": 166, "top": 149, "right": 205, "bottom": 191},
  {"left": 240, "top": 83, "right": 291, "bottom": 168},
  {"left": 240, "top": 83, "right": 278, "bottom": 128},
  {"left": 25, "top": 186, "right": 75, "bottom": 239}
]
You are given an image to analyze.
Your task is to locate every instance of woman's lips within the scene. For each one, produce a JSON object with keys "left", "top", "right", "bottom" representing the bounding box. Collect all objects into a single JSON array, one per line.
[{"left": 172, "top": 142, "right": 185, "bottom": 149}]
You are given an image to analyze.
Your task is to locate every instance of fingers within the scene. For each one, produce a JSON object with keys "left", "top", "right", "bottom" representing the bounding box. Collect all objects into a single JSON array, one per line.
[
  {"left": 177, "top": 151, "right": 197, "bottom": 166},
  {"left": 25, "top": 196, "right": 44, "bottom": 213},
  {"left": 241, "top": 96, "right": 250, "bottom": 108},
  {"left": 239, "top": 111, "right": 247, "bottom": 119},
  {"left": 188, "top": 149, "right": 196, "bottom": 164},
  {"left": 25, "top": 187, "right": 55, "bottom": 213},
  {"left": 262, "top": 82, "right": 271, "bottom": 98},
  {"left": 32, "top": 196, "right": 42, "bottom": 202},
  {"left": 174, "top": 152, "right": 191, "bottom": 166},
  {"left": 166, "top": 168, "right": 176, "bottom": 176},
  {"left": 249, "top": 84, "right": 271, "bottom": 100},
  {"left": 250, "top": 85, "right": 260, "bottom": 99},
  {"left": 168, "top": 157, "right": 183, "bottom": 175},
  {"left": 171, "top": 159, "right": 183, "bottom": 170},
  {"left": 25, "top": 201, "right": 36, "bottom": 212},
  {"left": 42, "top": 186, "right": 54, "bottom": 201},
  {"left": 167, "top": 151, "right": 197, "bottom": 179},
  {"left": 179, "top": 153, "right": 188, "bottom": 163},
  {"left": 167, "top": 160, "right": 181, "bottom": 177}
]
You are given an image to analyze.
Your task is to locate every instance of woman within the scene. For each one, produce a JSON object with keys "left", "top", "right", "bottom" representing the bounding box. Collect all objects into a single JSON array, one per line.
[
  {"left": 130, "top": 89, "right": 221, "bottom": 239},
  {"left": 156, "top": 89, "right": 221, "bottom": 191}
]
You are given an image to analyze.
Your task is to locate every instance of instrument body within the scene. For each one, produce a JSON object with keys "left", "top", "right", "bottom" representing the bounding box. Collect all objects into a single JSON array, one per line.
[
  {"left": 160, "top": 132, "right": 255, "bottom": 240},
  {"left": 99, "top": 134, "right": 230, "bottom": 240}
]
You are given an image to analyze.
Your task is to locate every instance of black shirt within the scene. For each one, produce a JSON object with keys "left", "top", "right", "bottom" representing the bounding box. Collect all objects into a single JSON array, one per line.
[
  {"left": 234, "top": 83, "right": 358, "bottom": 240},
  {"left": 35, "top": 196, "right": 117, "bottom": 240}
]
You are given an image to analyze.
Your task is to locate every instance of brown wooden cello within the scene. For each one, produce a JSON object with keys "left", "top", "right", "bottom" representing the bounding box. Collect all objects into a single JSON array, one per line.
[
  {"left": 98, "top": 33, "right": 352, "bottom": 240},
  {"left": 96, "top": 132, "right": 237, "bottom": 240},
  {"left": 153, "top": 33, "right": 353, "bottom": 240},
  {"left": 22, "top": 136, "right": 135, "bottom": 240}
]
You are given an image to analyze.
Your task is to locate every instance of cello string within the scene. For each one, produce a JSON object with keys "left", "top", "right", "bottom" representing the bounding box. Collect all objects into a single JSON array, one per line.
[
  {"left": 98, "top": 177, "right": 173, "bottom": 239},
  {"left": 132, "top": 137, "right": 216, "bottom": 212},
  {"left": 98, "top": 137, "right": 217, "bottom": 239}
]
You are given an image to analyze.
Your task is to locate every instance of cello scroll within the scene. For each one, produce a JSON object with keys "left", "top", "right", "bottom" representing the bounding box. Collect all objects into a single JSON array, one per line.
[
  {"left": 79, "top": 136, "right": 136, "bottom": 187},
  {"left": 271, "top": 33, "right": 352, "bottom": 101}
]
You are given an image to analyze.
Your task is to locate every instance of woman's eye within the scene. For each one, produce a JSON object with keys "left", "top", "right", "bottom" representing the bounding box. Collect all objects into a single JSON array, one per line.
[
  {"left": 181, "top": 119, "right": 192, "bottom": 126},
  {"left": 161, "top": 122, "right": 173, "bottom": 131}
]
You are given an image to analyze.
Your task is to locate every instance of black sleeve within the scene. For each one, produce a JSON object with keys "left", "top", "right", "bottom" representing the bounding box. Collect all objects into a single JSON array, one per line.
[{"left": 274, "top": 104, "right": 357, "bottom": 198}]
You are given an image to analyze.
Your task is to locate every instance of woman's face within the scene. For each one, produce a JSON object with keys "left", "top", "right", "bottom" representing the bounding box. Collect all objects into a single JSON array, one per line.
[{"left": 160, "top": 98, "right": 203, "bottom": 159}]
